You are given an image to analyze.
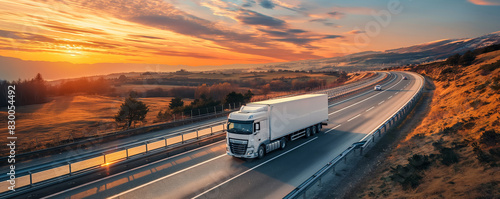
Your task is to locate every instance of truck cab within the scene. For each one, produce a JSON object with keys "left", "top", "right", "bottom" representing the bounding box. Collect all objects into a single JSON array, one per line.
[{"left": 226, "top": 105, "right": 269, "bottom": 159}]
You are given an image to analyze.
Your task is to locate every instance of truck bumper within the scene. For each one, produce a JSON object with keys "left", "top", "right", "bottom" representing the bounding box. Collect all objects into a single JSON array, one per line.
[{"left": 227, "top": 151, "right": 258, "bottom": 159}]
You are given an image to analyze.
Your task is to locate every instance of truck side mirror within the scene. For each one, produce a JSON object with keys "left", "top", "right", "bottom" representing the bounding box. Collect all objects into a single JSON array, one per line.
[{"left": 254, "top": 122, "right": 260, "bottom": 132}]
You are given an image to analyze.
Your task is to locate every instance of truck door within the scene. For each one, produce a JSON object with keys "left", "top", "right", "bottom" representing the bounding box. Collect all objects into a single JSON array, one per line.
[{"left": 255, "top": 120, "right": 269, "bottom": 143}]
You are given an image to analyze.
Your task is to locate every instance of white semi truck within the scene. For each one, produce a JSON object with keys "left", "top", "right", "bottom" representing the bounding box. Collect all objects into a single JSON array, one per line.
[{"left": 226, "top": 94, "right": 328, "bottom": 159}]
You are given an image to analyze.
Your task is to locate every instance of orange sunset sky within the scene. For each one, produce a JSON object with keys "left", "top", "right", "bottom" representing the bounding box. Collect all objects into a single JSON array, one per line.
[{"left": 0, "top": 0, "right": 500, "bottom": 68}]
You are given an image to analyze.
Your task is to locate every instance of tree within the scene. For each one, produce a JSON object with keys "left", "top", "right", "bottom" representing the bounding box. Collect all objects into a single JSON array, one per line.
[
  {"left": 446, "top": 53, "right": 461, "bottom": 66},
  {"left": 118, "top": 75, "right": 127, "bottom": 82},
  {"left": 157, "top": 109, "right": 173, "bottom": 121},
  {"left": 459, "top": 50, "right": 476, "bottom": 66},
  {"left": 169, "top": 97, "right": 184, "bottom": 109},
  {"left": 115, "top": 95, "right": 149, "bottom": 128},
  {"left": 225, "top": 92, "right": 245, "bottom": 105},
  {"left": 243, "top": 90, "right": 254, "bottom": 102},
  {"left": 261, "top": 84, "right": 271, "bottom": 97}
]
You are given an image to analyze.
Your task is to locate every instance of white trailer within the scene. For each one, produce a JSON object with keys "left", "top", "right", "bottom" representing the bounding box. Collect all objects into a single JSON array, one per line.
[{"left": 226, "top": 94, "right": 328, "bottom": 159}]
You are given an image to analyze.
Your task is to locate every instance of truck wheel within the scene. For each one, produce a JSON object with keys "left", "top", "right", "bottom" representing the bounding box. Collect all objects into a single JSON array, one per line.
[
  {"left": 280, "top": 138, "right": 286, "bottom": 150},
  {"left": 312, "top": 125, "right": 317, "bottom": 135},
  {"left": 305, "top": 127, "right": 311, "bottom": 138},
  {"left": 258, "top": 145, "right": 265, "bottom": 159},
  {"left": 317, "top": 124, "right": 322, "bottom": 132}
]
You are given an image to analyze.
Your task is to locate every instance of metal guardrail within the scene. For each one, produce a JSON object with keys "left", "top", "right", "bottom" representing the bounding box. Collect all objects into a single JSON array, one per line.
[
  {"left": 0, "top": 71, "right": 389, "bottom": 197},
  {"left": 0, "top": 121, "right": 226, "bottom": 194},
  {"left": 284, "top": 72, "right": 425, "bottom": 199}
]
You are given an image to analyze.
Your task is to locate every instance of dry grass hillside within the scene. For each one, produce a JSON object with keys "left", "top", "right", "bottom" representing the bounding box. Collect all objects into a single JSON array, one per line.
[{"left": 355, "top": 50, "right": 500, "bottom": 198}]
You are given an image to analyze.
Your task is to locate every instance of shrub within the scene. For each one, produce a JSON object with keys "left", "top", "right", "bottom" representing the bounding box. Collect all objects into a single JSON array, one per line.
[
  {"left": 408, "top": 154, "right": 432, "bottom": 170},
  {"left": 479, "top": 130, "right": 500, "bottom": 147},
  {"left": 439, "top": 147, "right": 460, "bottom": 166},
  {"left": 479, "top": 60, "right": 500, "bottom": 75},
  {"left": 459, "top": 50, "right": 476, "bottom": 66},
  {"left": 390, "top": 165, "right": 423, "bottom": 190}
]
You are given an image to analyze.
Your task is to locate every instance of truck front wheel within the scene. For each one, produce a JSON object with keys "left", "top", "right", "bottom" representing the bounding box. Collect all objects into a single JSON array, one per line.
[{"left": 258, "top": 145, "right": 265, "bottom": 159}]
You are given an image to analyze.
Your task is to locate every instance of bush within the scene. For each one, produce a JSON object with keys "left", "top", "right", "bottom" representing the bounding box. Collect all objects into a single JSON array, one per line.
[
  {"left": 446, "top": 54, "right": 461, "bottom": 66},
  {"left": 479, "top": 130, "right": 500, "bottom": 147},
  {"left": 408, "top": 154, "right": 432, "bottom": 170},
  {"left": 439, "top": 147, "right": 460, "bottom": 166},
  {"left": 390, "top": 165, "right": 423, "bottom": 190},
  {"left": 479, "top": 60, "right": 500, "bottom": 75},
  {"left": 459, "top": 50, "right": 476, "bottom": 66}
]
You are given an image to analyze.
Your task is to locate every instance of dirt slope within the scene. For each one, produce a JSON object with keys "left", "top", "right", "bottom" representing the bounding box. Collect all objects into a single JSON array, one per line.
[{"left": 353, "top": 50, "right": 500, "bottom": 198}]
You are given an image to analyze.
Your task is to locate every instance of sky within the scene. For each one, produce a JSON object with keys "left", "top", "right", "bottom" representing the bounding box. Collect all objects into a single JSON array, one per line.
[{"left": 0, "top": 0, "right": 500, "bottom": 67}]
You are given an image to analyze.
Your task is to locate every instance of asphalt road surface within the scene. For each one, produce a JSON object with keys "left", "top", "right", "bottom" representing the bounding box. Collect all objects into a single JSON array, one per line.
[{"left": 43, "top": 71, "right": 422, "bottom": 199}]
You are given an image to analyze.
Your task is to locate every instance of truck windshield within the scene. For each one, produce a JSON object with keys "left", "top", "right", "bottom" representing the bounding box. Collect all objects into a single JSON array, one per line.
[{"left": 227, "top": 120, "right": 253, "bottom": 135}]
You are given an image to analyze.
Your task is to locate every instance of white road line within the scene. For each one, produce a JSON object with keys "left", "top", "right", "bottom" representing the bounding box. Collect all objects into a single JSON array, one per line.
[
  {"left": 108, "top": 154, "right": 227, "bottom": 199},
  {"left": 388, "top": 96, "right": 393, "bottom": 99},
  {"left": 378, "top": 100, "right": 385, "bottom": 105},
  {"left": 328, "top": 72, "right": 395, "bottom": 108},
  {"left": 42, "top": 140, "right": 226, "bottom": 199},
  {"left": 347, "top": 114, "right": 361, "bottom": 122},
  {"left": 366, "top": 106, "right": 375, "bottom": 112},
  {"left": 395, "top": 92, "right": 399, "bottom": 94},
  {"left": 328, "top": 78, "right": 404, "bottom": 116},
  {"left": 191, "top": 137, "right": 318, "bottom": 199},
  {"left": 324, "top": 125, "right": 342, "bottom": 134}
]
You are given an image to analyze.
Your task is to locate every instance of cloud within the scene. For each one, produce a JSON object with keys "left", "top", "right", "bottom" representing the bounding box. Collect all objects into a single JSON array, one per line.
[
  {"left": 42, "top": 20, "right": 109, "bottom": 35},
  {"left": 236, "top": 9, "right": 286, "bottom": 27},
  {"left": 467, "top": 0, "right": 500, "bottom": 5},
  {"left": 258, "top": 28, "right": 308, "bottom": 37},
  {"left": 0, "top": 29, "right": 57, "bottom": 43},
  {"left": 259, "top": 0, "right": 275, "bottom": 9},
  {"left": 345, "top": 30, "right": 366, "bottom": 35},
  {"left": 327, "top": 11, "right": 345, "bottom": 20},
  {"left": 129, "top": 34, "right": 165, "bottom": 40},
  {"left": 309, "top": 19, "right": 339, "bottom": 28},
  {"left": 242, "top": 0, "right": 256, "bottom": 7},
  {"left": 332, "top": 7, "right": 375, "bottom": 15},
  {"left": 324, "top": 35, "right": 343, "bottom": 39}
]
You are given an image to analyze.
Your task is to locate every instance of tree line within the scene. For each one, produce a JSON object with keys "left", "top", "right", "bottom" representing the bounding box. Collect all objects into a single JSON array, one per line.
[
  {"left": 114, "top": 90, "right": 254, "bottom": 128},
  {"left": 0, "top": 73, "right": 47, "bottom": 107}
]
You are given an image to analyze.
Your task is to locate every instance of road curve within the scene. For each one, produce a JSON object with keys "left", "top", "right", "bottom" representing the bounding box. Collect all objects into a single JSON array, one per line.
[{"left": 43, "top": 71, "right": 422, "bottom": 199}]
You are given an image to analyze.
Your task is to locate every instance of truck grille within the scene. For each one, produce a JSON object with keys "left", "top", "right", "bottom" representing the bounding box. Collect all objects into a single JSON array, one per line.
[{"left": 229, "top": 140, "right": 247, "bottom": 155}]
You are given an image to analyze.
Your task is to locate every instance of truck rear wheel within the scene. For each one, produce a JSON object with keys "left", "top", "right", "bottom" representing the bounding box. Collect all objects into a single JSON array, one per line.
[
  {"left": 258, "top": 145, "right": 265, "bottom": 159},
  {"left": 317, "top": 123, "right": 322, "bottom": 132},
  {"left": 280, "top": 137, "right": 286, "bottom": 150},
  {"left": 312, "top": 125, "right": 317, "bottom": 135},
  {"left": 305, "top": 127, "right": 311, "bottom": 138}
]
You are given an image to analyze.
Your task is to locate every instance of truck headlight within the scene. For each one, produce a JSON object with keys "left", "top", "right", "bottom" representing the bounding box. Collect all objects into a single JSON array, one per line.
[{"left": 247, "top": 146, "right": 254, "bottom": 155}]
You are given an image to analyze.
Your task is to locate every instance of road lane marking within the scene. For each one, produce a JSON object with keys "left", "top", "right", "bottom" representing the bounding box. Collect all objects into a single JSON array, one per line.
[
  {"left": 328, "top": 72, "right": 395, "bottom": 108},
  {"left": 328, "top": 78, "right": 404, "bottom": 116},
  {"left": 108, "top": 154, "right": 227, "bottom": 199},
  {"left": 324, "top": 125, "right": 342, "bottom": 134},
  {"left": 388, "top": 96, "right": 393, "bottom": 99},
  {"left": 366, "top": 107, "right": 375, "bottom": 112},
  {"left": 191, "top": 137, "right": 318, "bottom": 199},
  {"left": 360, "top": 73, "right": 423, "bottom": 142},
  {"left": 347, "top": 114, "right": 361, "bottom": 122},
  {"left": 378, "top": 101, "right": 385, "bottom": 105},
  {"left": 395, "top": 92, "right": 399, "bottom": 94},
  {"left": 42, "top": 140, "right": 226, "bottom": 199}
]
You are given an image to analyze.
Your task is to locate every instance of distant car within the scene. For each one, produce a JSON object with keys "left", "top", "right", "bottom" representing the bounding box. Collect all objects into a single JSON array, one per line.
[
  {"left": 403, "top": 76, "right": 408, "bottom": 80},
  {"left": 374, "top": 85, "right": 382, "bottom": 91}
]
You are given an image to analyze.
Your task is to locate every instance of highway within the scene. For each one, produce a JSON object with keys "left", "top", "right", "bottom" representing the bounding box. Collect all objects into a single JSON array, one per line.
[{"left": 42, "top": 71, "right": 422, "bottom": 199}]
